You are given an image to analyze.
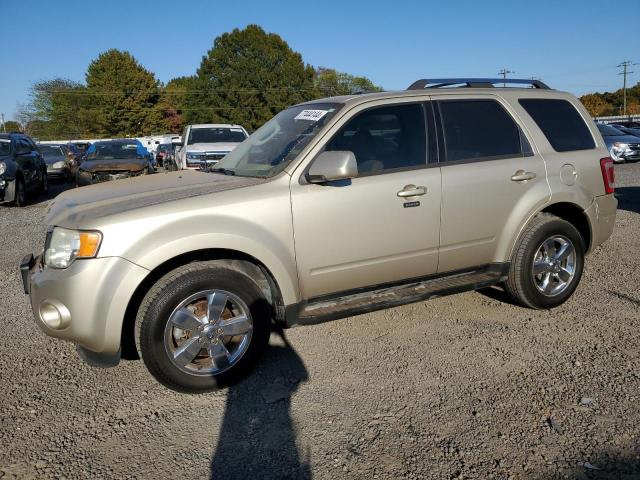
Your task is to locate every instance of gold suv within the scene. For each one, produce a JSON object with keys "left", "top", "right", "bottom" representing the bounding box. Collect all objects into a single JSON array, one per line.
[{"left": 21, "top": 78, "right": 617, "bottom": 393}]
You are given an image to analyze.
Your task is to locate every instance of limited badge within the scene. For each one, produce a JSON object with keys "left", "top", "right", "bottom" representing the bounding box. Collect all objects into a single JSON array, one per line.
[{"left": 403, "top": 201, "right": 420, "bottom": 208}]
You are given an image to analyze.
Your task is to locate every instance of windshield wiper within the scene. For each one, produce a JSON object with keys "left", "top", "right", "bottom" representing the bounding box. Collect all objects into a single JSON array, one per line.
[{"left": 209, "top": 167, "right": 236, "bottom": 176}]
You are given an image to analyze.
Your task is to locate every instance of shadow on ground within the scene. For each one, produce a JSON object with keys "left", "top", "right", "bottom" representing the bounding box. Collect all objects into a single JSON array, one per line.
[
  {"left": 476, "top": 285, "right": 520, "bottom": 306},
  {"left": 616, "top": 186, "right": 640, "bottom": 215},
  {"left": 210, "top": 330, "right": 310, "bottom": 480},
  {"left": 541, "top": 449, "right": 640, "bottom": 479}
]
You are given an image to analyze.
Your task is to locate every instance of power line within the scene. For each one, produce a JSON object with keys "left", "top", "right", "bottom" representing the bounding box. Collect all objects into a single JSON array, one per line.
[{"left": 617, "top": 60, "right": 637, "bottom": 115}]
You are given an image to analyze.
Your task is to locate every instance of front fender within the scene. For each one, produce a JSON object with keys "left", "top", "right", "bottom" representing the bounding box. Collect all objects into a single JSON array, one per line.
[{"left": 98, "top": 201, "right": 300, "bottom": 305}]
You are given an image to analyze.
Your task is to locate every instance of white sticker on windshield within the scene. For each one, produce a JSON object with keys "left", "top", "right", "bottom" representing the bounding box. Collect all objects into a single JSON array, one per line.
[{"left": 294, "top": 109, "right": 329, "bottom": 122}]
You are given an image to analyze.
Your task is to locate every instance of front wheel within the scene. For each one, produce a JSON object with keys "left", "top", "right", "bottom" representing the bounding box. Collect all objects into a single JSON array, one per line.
[
  {"left": 40, "top": 172, "right": 48, "bottom": 194},
  {"left": 136, "top": 261, "right": 271, "bottom": 393},
  {"left": 13, "top": 178, "right": 26, "bottom": 206},
  {"left": 505, "top": 213, "right": 585, "bottom": 309}
]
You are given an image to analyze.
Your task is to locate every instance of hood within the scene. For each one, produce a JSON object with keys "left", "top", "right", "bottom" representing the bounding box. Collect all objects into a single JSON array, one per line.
[
  {"left": 46, "top": 169, "right": 266, "bottom": 227},
  {"left": 602, "top": 134, "right": 640, "bottom": 146},
  {"left": 185, "top": 142, "right": 241, "bottom": 152},
  {"left": 80, "top": 157, "right": 148, "bottom": 172}
]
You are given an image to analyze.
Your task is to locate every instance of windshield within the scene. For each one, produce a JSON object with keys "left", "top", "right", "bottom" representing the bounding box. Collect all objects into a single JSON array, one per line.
[
  {"left": 215, "top": 103, "right": 343, "bottom": 177},
  {"left": 0, "top": 139, "right": 10, "bottom": 156},
  {"left": 40, "top": 145, "right": 64, "bottom": 158},
  {"left": 187, "top": 127, "right": 247, "bottom": 145},
  {"left": 73, "top": 142, "right": 91, "bottom": 153},
  {"left": 85, "top": 141, "right": 144, "bottom": 160},
  {"left": 597, "top": 123, "right": 625, "bottom": 136}
]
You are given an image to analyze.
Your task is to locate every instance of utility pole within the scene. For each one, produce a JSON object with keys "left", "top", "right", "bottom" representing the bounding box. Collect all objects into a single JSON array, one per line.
[
  {"left": 0, "top": 113, "right": 4, "bottom": 133},
  {"left": 498, "top": 68, "right": 514, "bottom": 87},
  {"left": 617, "top": 61, "right": 637, "bottom": 116}
]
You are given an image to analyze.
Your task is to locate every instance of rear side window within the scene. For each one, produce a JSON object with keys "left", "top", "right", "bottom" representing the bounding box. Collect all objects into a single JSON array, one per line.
[
  {"left": 519, "top": 99, "right": 595, "bottom": 152},
  {"left": 437, "top": 100, "right": 526, "bottom": 162}
]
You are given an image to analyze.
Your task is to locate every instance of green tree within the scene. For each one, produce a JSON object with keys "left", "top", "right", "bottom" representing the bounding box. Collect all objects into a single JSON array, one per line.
[
  {"left": 157, "top": 76, "right": 199, "bottom": 133},
  {"left": 314, "top": 67, "right": 382, "bottom": 96},
  {"left": 580, "top": 93, "right": 611, "bottom": 117},
  {"left": 185, "top": 25, "right": 317, "bottom": 130},
  {"left": 20, "top": 78, "right": 96, "bottom": 138},
  {"left": 86, "top": 49, "right": 164, "bottom": 136}
]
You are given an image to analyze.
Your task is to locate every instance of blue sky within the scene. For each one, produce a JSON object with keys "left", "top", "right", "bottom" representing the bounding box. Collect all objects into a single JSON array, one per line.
[{"left": 1, "top": 0, "right": 638, "bottom": 120}]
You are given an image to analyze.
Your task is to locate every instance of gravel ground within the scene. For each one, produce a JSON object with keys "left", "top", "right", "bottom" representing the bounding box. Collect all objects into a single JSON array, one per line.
[{"left": 0, "top": 166, "right": 639, "bottom": 480}]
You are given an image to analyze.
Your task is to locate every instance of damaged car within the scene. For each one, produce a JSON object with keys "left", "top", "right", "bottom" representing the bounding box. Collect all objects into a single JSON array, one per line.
[
  {"left": 0, "top": 132, "right": 48, "bottom": 206},
  {"left": 76, "top": 139, "right": 154, "bottom": 187}
]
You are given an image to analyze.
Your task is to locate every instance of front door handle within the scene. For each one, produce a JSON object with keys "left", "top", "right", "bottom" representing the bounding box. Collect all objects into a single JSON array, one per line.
[
  {"left": 397, "top": 185, "right": 427, "bottom": 197},
  {"left": 511, "top": 170, "right": 537, "bottom": 182}
]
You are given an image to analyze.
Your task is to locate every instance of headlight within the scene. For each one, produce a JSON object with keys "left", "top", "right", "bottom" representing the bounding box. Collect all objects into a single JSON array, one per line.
[
  {"left": 186, "top": 152, "right": 203, "bottom": 160},
  {"left": 44, "top": 227, "right": 102, "bottom": 269},
  {"left": 52, "top": 161, "right": 66, "bottom": 169},
  {"left": 611, "top": 143, "right": 629, "bottom": 160},
  {"left": 0, "top": 161, "right": 5, "bottom": 175}
]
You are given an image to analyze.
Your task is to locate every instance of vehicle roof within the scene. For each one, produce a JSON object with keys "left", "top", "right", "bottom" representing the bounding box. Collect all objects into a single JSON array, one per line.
[
  {"left": 190, "top": 124, "right": 244, "bottom": 129},
  {"left": 299, "top": 87, "right": 575, "bottom": 109}
]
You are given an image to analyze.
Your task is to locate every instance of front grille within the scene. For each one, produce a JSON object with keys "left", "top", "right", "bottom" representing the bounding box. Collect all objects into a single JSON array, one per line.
[{"left": 203, "top": 152, "right": 226, "bottom": 160}]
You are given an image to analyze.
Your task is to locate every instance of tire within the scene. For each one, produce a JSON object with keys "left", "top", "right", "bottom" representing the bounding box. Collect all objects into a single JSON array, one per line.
[
  {"left": 40, "top": 172, "right": 48, "bottom": 194},
  {"left": 505, "top": 213, "right": 585, "bottom": 309},
  {"left": 13, "top": 178, "right": 26, "bottom": 207},
  {"left": 136, "top": 260, "right": 272, "bottom": 393}
]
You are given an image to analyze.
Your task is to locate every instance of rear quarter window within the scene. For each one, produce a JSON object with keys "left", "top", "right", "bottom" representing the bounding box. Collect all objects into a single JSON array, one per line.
[{"left": 519, "top": 99, "right": 595, "bottom": 152}]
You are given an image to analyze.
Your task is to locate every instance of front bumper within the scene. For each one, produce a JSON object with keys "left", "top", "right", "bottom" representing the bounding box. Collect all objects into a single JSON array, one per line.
[
  {"left": 46, "top": 167, "right": 68, "bottom": 179},
  {"left": 22, "top": 254, "right": 149, "bottom": 354},
  {"left": 77, "top": 169, "right": 145, "bottom": 186},
  {"left": 0, "top": 177, "right": 16, "bottom": 203}
]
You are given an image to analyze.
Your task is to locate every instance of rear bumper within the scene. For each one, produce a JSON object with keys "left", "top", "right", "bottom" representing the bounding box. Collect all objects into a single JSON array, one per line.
[
  {"left": 586, "top": 193, "right": 617, "bottom": 250},
  {"left": 23, "top": 254, "right": 149, "bottom": 354}
]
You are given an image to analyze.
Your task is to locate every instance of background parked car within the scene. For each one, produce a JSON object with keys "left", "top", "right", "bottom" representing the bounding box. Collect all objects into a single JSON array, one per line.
[
  {"left": 612, "top": 125, "right": 640, "bottom": 138},
  {"left": 76, "top": 139, "right": 154, "bottom": 187},
  {"left": 611, "top": 120, "right": 640, "bottom": 129},
  {"left": 174, "top": 124, "right": 248, "bottom": 170},
  {"left": 155, "top": 143, "right": 175, "bottom": 169},
  {"left": 37, "top": 143, "right": 72, "bottom": 182},
  {"left": 69, "top": 141, "right": 91, "bottom": 157},
  {"left": 0, "top": 133, "right": 48, "bottom": 206},
  {"left": 596, "top": 123, "right": 640, "bottom": 163}
]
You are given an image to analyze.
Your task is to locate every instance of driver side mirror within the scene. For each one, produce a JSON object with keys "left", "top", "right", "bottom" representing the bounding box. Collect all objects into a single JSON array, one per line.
[{"left": 307, "top": 151, "right": 358, "bottom": 184}]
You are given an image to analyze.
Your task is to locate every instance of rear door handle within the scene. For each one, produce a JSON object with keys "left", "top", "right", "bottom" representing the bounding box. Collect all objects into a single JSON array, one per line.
[
  {"left": 397, "top": 185, "right": 427, "bottom": 197},
  {"left": 511, "top": 170, "right": 536, "bottom": 182}
]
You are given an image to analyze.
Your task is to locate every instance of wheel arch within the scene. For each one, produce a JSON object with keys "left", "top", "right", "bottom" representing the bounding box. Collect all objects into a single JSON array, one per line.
[
  {"left": 507, "top": 201, "right": 593, "bottom": 262},
  {"left": 120, "top": 248, "right": 286, "bottom": 360},
  {"left": 540, "top": 202, "right": 592, "bottom": 252}
]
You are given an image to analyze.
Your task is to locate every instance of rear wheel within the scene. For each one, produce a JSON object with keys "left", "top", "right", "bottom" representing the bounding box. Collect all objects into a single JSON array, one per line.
[
  {"left": 136, "top": 261, "right": 271, "bottom": 393},
  {"left": 505, "top": 213, "right": 585, "bottom": 309}
]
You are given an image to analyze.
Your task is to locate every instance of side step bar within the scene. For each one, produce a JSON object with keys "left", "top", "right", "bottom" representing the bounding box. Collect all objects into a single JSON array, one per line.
[{"left": 286, "top": 264, "right": 509, "bottom": 327}]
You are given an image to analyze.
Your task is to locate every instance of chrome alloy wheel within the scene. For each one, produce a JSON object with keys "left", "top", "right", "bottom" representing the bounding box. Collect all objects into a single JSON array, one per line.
[
  {"left": 163, "top": 290, "right": 253, "bottom": 375},
  {"left": 532, "top": 235, "right": 577, "bottom": 297}
]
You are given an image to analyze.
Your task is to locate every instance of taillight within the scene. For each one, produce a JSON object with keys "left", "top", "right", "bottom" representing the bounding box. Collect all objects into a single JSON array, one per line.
[{"left": 599, "top": 157, "right": 615, "bottom": 194}]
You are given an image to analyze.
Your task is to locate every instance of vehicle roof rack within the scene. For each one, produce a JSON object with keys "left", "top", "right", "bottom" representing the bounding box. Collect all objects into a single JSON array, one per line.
[{"left": 407, "top": 78, "right": 550, "bottom": 90}]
